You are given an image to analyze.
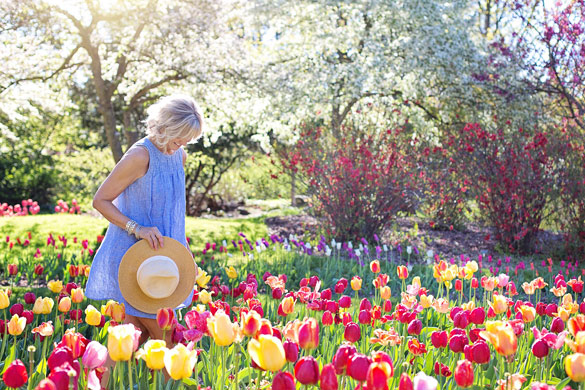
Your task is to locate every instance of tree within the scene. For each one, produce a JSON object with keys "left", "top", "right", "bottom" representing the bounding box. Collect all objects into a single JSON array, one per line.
[{"left": 0, "top": 0, "right": 251, "bottom": 162}]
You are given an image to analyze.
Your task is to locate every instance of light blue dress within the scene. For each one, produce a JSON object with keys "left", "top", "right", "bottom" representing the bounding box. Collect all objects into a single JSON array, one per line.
[{"left": 86, "top": 137, "right": 192, "bottom": 319}]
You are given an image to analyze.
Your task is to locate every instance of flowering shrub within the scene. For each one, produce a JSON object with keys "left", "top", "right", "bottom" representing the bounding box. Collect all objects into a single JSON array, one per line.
[
  {"left": 55, "top": 199, "right": 81, "bottom": 214},
  {"left": 0, "top": 199, "right": 40, "bottom": 217},
  {"left": 281, "top": 118, "right": 420, "bottom": 240},
  {"left": 446, "top": 123, "right": 562, "bottom": 254}
]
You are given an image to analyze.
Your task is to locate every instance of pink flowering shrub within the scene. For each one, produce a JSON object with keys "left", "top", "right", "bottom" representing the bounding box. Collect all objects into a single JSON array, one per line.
[
  {"left": 54, "top": 199, "right": 81, "bottom": 214},
  {"left": 0, "top": 199, "right": 40, "bottom": 217}
]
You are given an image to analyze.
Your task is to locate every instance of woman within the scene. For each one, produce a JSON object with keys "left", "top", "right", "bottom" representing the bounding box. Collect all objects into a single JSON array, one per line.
[{"left": 86, "top": 94, "right": 203, "bottom": 346}]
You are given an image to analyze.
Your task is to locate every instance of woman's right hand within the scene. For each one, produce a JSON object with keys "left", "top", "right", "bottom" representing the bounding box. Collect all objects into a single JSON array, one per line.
[{"left": 136, "top": 226, "right": 164, "bottom": 250}]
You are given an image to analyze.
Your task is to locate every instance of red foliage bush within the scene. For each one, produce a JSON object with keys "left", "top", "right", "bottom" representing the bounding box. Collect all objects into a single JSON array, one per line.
[
  {"left": 281, "top": 120, "right": 420, "bottom": 240},
  {"left": 446, "top": 122, "right": 563, "bottom": 254}
]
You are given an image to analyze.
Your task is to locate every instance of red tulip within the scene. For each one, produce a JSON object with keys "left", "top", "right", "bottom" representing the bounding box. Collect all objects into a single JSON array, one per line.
[
  {"left": 454, "top": 359, "right": 474, "bottom": 388},
  {"left": 453, "top": 311, "right": 470, "bottom": 329},
  {"left": 398, "top": 373, "right": 413, "bottom": 390},
  {"left": 339, "top": 295, "right": 351, "bottom": 308},
  {"left": 334, "top": 279, "right": 348, "bottom": 294},
  {"left": 273, "top": 371, "right": 295, "bottom": 390},
  {"left": 320, "top": 363, "right": 338, "bottom": 390},
  {"left": 469, "top": 340, "right": 490, "bottom": 364},
  {"left": 332, "top": 344, "right": 357, "bottom": 375},
  {"left": 431, "top": 331, "right": 448, "bottom": 348},
  {"left": 434, "top": 362, "right": 452, "bottom": 377},
  {"left": 294, "top": 356, "right": 320, "bottom": 385},
  {"left": 35, "top": 378, "right": 58, "bottom": 390},
  {"left": 371, "top": 351, "right": 394, "bottom": 376},
  {"left": 3, "top": 359, "right": 28, "bottom": 388},
  {"left": 21, "top": 310, "right": 33, "bottom": 324},
  {"left": 10, "top": 303, "right": 24, "bottom": 317},
  {"left": 366, "top": 361, "right": 392, "bottom": 390},
  {"left": 551, "top": 317, "right": 565, "bottom": 333},
  {"left": 48, "top": 362, "right": 80, "bottom": 390},
  {"left": 283, "top": 340, "right": 299, "bottom": 363},
  {"left": 321, "top": 288, "right": 332, "bottom": 300},
  {"left": 471, "top": 277, "right": 479, "bottom": 289},
  {"left": 272, "top": 288, "right": 283, "bottom": 299},
  {"left": 156, "top": 308, "right": 175, "bottom": 331},
  {"left": 298, "top": 318, "right": 319, "bottom": 350},
  {"left": 545, "top": 304, "right": 558, "bottom": 318},
  {"left": 407, "top": 319, "right": 422, "bottom": 335},
  {"left": 383, "top": 300, "right": 392, "bottom": 312},
  {"left": 346, "top": 353, "right": 372, "bottom": 382},
  {"left": 449, "top": 333, "right": 468, "bottom": 353},
  {"left": 344, "top": 322, "right": 361, "bottom": 343},
  {"left": 469, "top": 307, "right": 485, "bottom": 325},
  {"left": 322, "top": 311, "right": 334, "bottom": 326},
  {"left": 34, "top": 264, "right": 44, "bottom": 276},
  {"left": 358, "top": 310, "right": 371, "bottom": 325},
  {"left": 24, "top": 292, "right": 36, "bottom": 305},
  {"left": 532, "top": 339, "right": 549, "bottom": 359},
  {"left": 455, "top": 279, "right": 463, "bottom": 292},
  {"left": 359, "top": 298, "right": 372, "bottom": 312},
  {"left": 7, "top": 263, "right": 18, "bottom": 276},
  {"left": 48, "top": 347, "right": 74, "bottom": 371}
]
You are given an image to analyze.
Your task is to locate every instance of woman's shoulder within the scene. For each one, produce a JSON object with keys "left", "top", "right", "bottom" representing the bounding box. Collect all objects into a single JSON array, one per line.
[{"left": 117, "top": 144, "right": 150, "bottom": 177}]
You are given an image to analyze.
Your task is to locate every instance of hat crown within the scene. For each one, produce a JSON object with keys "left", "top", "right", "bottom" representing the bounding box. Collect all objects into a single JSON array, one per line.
[{"left": 136, "top": 256, "right": 180, "bottom": 299}]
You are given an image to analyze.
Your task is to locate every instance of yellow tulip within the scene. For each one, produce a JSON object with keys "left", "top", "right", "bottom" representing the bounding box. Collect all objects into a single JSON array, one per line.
[
  {"left": 380, "top": 286, "right": 391, "bottom": 300},
  {"left": 8, "top": 314, "right": 26, "bottom": 336},
  {"left": 47, "top": 280, "right": 63, "bottom": 294},
  {"left": 420, "top": 294, "right": 434, "bottom": 309},
  {"left": 41, "top": 297, "right": 54, "bottom": 315},
  {"left": 565, "top": 353, "right": 585, "bottom": 382},
  {"left": 138, "top": 339, "right": 168, "bottom": 370},
  {"left": 58, "top": 297, "right": 72, "bottom": 313},
  {"left": 0, "top": 290, "right": 9, "bottom": 309},
  {"left": 479, "top": 321, "right": 517, "bottom": 357},
  {"left": 164, "top": 343, "right": 197, "bottom": 380},
  {"left": 491, "top": 294, "right": 508, "bottom": 315},
  {"left": 71, "top": 288, "right": 84, "bottom": 303},
  {"left": 225, "top": 266, "right": 238, "bottom": 280},
  {"left": 107, "top": 324, "right": 136, "bottom": 361},
  {"left": 199, "top": 290, "right": 212, "bottom": 304},
  {"left": 32, "top": 297, "right": 45, "bottom": 315},
  {"left": 351, "top": 276, "right": 362, "bottom": 291},
  {"left": 207, "top": 310, "right": 236, "bottom": 346},
  {"left": 248, "top": 335, "right": 286, "bottom": 372},
  {"left": 85, "top": 305, "right": 102, "bottom": 326},
  {"left": 196, "top": 268, "right": 211, "bottom": 289},
  {"left": 558, "top": 306, "right": 571, "bottom": 322},
  {"left": 519, "top": 305, "right": 536, "bottom": 323},
  {"left": 101, "top": 300, "right": 125, "bottom": 323},
  {"left": 465, "top": 261, "right": 478, "bottom": 273}
]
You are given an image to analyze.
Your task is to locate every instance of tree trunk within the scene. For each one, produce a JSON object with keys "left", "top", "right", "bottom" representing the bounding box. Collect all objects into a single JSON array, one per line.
[
  {"left": 123, "top": 110, "right": 140, "bottom": 149},
  {"left": 291, "top": 170, "right": 296, "bottom": 207}
]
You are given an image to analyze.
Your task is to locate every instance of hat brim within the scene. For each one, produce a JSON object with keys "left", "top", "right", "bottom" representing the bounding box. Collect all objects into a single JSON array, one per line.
[{"left": 118, "top": 237, "right": 196, "bottom": 314}]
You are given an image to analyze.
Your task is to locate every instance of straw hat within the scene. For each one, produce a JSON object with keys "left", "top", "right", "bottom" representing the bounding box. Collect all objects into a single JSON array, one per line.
[{"left": 118, "top": 237, "right": 196, "bottom": 314}]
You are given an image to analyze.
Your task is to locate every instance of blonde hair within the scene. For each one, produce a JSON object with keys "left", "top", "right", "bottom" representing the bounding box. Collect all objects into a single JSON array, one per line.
[{"left": 145, "top": 94, "right": 203, "bottom": 148}]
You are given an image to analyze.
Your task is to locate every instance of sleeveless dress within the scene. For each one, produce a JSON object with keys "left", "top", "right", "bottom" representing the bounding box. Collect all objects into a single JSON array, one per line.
[{"left": 86, "top": 137, "right": 192, "bottom": 319}]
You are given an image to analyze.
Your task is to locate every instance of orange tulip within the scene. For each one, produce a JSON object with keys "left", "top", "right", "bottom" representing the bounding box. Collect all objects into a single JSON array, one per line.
[
  {"left": 281, "top": 296, "right": 295, "bottom": 316},
  {"left": 370, "top": 261, "right": 381, "bottom": 274},
  {"left": 479, "top": 321, "right": 517, "bottom": 357},
  {"left": 519, "top": 305, "right": 536, "bottom": 323},
  {"left": 298, "top": 317, "right": 319, "bottom": 350},
  {"left": 101, "top": 300, "right": 126, "bottom": 323},
  {"left": 58, "top": 297, "right": 71, "bottom": 313},
  {"left": 71, "top": 288, "right": 84, "bottom": 303},
  {"left": 380, "top": 286, "right": 391, "bottom": 301},
  {"left": 490, "top": 294, "right": 508, "bottom": 315},
  {"left": 569, "top": 315, "right": 585, "bottom": 337}
]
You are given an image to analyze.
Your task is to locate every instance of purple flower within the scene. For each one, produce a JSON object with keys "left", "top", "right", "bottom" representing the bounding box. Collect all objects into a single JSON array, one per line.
[
  {"left": 373, "top": 234, "right": 379, "bottom": 242},
  {"left": 360, "top": 238, "right": 368, "bottom": 246}
]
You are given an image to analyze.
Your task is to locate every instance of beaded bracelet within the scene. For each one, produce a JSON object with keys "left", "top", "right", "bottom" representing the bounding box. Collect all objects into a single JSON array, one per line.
[{"left": 125, "top": 220, "right": 137, "bottom": 235}]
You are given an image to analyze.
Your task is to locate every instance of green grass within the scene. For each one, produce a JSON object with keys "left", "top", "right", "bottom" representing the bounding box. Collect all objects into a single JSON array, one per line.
[{"left": 0, "top": 211, "right": 277, "bottom": 252}]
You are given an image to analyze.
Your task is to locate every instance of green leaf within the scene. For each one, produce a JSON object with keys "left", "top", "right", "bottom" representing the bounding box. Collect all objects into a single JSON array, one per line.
[{"left": 555, "top": 376, "right": 571, "bottom": 389}]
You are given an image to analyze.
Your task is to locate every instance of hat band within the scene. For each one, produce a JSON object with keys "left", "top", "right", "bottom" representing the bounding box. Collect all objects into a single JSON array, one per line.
[{"left": 136, "top": 255, "right": 180, "bottom": 299}]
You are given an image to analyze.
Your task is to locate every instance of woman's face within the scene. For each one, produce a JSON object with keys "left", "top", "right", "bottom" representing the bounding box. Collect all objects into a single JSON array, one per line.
[{"left": 165, "top": 136, "right": 191, "bottom": 154}]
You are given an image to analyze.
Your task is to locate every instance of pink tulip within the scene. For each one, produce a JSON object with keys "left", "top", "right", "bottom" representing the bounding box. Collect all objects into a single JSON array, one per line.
[{"left": 82, "top": 341, "right": 108, "bottom": 370}]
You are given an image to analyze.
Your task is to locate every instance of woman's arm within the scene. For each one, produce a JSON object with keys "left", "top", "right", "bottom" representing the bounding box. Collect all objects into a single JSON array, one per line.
[{"left": 93, "top": 146, "right": 164, "bottom": 250}]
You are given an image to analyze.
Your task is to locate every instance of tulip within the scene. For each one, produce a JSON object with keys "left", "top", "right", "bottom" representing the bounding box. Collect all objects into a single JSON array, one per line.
[
  {"left": 469, "top": 340, "right": 490, "bottom": 364},
  {"left": 322, "top": 310, "right": 334, "bottom": 326},
  {"left": 8, "top": 314, "right": 26, "bottom": 335},
  {"left": 9, "top": 303, "right": 23, "bottom": 317},
  {"left": 207, "top": 310, "right": 236, "bottom": 346},
  {"left": 479, "top": 321, "right": 517, "bottom": 357},
  {"left": 431, "top": 331, "right": 448, "bottom": 348},
  {"left": 551, "top": 317, "right": 565, "bottom": 333},
  {"left": 107, "top": 324, "right": 141, "bottom": 361},
  {"left": 413, "top": 372, "right": 438, "bottom": 390},
  {"left": 294, "top": 356, "right": 320, "bottom": 385},
  {"left": 34, "top": 264, "right": 44, "bottom": 275},
  {"left": 407, "top": 319, "right": 422, "bottom": 335},
  {"left": 47, "top": 362, "right": 79, "bottom": 390},
  {"left": 332, "top": 344, "right": 356, "bottom": 375},
  {"left": 359, "top": 298, "right": 372, "bottom": 312},
  {"left": 380, "top": 286, "right": 391, "bottom": 300},
  {"left": 101, "top": 300, "right": 125, "bottom": 323},
  {"left": 199, "top": 290, "right": 212, "bottom": 304},
  {"left": 82, "top": 341, "right": 108, "bottom": 370},
  {"left": 7, "top": 263, "right": 18, "bottom": 276},
  {"left": 35, "top": 379, "right": 58, "bottom": 390},
  {"left": 71, "top": 288, "right": 84, "bottom": 303},
  {"left": 469, "top": 307, "right": 485, "bottom": 325},
  {"left": 298, "top": 317, "right": 319, "bottom": 350},
  {"left": 491, "top": 294, "right": 508, "bottom": 315},
  {"left": 339, "top": 295, "right": 351, "bottom": 308},
  {"left": 164, "top": 343, "right": 197, "bottom": 380},
  {"left": 454, "top": 359, "right": 473, "bottom": 387},
  {"left": 225, "top": 266, "right": 238, "bottom": 279},
  {"left": 32, "top": 321, "right": 54, "bottom": 337},
  {"left": 358, "top": 310, "right": 371, "bottom": 325},
  {"left": 397, "top": 265, "right": 408, "bottom": 280},
  {"left": 281, "top": 296, "right": 295, "bottom": 316},
  {"left": 283, "top": 339, "right": 299, "bottom": 362},
  {"left": 85, "top": 305, "right": 102, "bottom": 326},
  {"left": 241, "top": 310, "right": 261, "bottom": 336},
  {"left": 47, "top": 280, "right": 63, "bottom": 294},
  {"left": 138, "top": 339, "right": 168, "bottom": 370},
  {"left": 519, "top": 305, "right": 536, "bottom": 323},
  {"left": 60, "top": 329, "right": 89, "bottom": 359},
  {"left": 21, "top": 310, "right": 33, "bottom": 324},
  {"left": 248, "top": 334, "right": 286, "bottom": 372},
  {"left": 0, "top": 290, "right": 10, "bottom": 309},
  {"left": 344, "top": 322, "right": 361, "bottom": 343},
  {"left": 370, "top": 260, "right": 381, "bottom": 273},
  {"left": 532, "top": 339, "right": 549, "bottom": 359},
  {"left": 156, "top": 308, "right": 175, "bottom": 330},
  {"left": 351, "top": 276, "right": 362, "bottom": 291},
  {"left": 347, "top": 353, "right": 372, "bottom": 382},
  {"left": 399, "top": 373, "right": 413, "bottom": 390},
  {"left": 367, "top": 361, "right": 393, "bottom": 390},
  {"left": 3, "top": 359, "right": 28, "bottom": 388},
  {"left": 320, "top": 363, "right": 338, "bottom": 390},
  {"left": 47, "top": 346, "right": 74, "bottom": 371},
  {"left": 273, "top": 371, "right": 295, "bottom": 390},
  {"left": 23, "top": 292, "right": 36, "bottom": 305},
  {"left": 58, "top": 297, "right": 71, "bottom": 313}
]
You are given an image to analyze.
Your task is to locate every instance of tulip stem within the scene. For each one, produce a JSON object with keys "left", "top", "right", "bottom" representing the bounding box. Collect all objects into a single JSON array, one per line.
[
  {"left": 221, "top": 346, "right": 226, "bottom": 389},
  {"left": 151, "top": 370, "right": 157, "bottom": 390},
  {"left": 128, "top": 359, "right": 133, "bottom": 390}
]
